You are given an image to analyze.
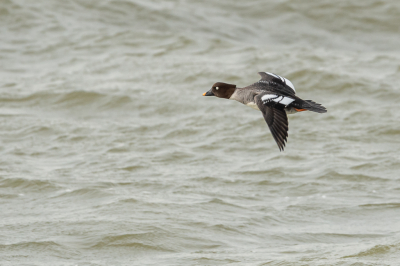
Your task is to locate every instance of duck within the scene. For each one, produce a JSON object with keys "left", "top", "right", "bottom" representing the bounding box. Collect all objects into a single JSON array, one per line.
[{"left": 203, "top": 72, "right": 327, "bottom": 151}]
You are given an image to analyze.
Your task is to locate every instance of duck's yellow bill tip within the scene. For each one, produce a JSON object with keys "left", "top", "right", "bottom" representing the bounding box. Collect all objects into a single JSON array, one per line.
[{"left": 202, "top": 92, "right": 206, "bottom": 96}]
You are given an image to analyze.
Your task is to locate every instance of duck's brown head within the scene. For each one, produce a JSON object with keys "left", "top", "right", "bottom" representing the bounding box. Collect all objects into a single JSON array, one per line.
[{"left": 203, "top": 82, "right": 236, "bottom": 99}]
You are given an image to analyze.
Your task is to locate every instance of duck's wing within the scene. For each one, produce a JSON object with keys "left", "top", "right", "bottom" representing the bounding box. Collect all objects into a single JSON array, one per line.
[
  {"left": 255, "top": 93, "right": 289, "bottom": 151},
  {"left": 257, "top": 72, "right": 296, "bottom": 96}
]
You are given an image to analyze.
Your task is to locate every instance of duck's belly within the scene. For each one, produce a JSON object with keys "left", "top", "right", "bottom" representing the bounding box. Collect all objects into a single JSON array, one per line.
[
  {"left": 284, "top": 106, "right": 298, "bottom": 114},
  {"left": 246, "top": 102, "right": 260, "bottom": 110}
]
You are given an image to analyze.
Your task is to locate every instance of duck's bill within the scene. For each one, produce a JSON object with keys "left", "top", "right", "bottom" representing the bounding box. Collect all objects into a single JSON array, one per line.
[{"left": 203, "top": 90, "right": 214, "bottom": 96}]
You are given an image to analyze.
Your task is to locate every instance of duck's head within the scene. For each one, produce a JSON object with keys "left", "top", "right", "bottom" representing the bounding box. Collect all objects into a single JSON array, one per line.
[{"left": 203, "top": 82, "right": 236, "bottom": 99}]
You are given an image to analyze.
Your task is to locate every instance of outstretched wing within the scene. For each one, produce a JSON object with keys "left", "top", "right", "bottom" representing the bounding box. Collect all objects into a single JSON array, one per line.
[
  {"left": 258, "top": 72, "right": 296, "bottom": 96},
  {"left": 255, "top": 94, "right": 289, "bottom": 151}
]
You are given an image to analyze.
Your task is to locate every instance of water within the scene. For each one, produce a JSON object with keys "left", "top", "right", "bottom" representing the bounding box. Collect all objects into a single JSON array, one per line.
[{"left": 1, "top": 0, "right": 400, "bottom": 265}]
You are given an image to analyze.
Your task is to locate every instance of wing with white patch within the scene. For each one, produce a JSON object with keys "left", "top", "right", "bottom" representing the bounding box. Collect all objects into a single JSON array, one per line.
[
  {"left": 261, "top": 94, "right": 294, "bottom": 106},
  {"left": 258, "top": 72, "right": 296, "bottom": 95},
  {"left": 255, "top": 94, "right": 289, "bottom": 151}
]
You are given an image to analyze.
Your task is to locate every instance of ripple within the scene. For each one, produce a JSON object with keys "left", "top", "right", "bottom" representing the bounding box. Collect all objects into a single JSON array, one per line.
[
  {"left": 359, "top": 203, "right": 400, "bottom": 210},
  {"left": 0, "top": 91, "right": 134, "bottom": 111},
  {"left": 343, "top": 243, "right": 400, "bottom": 258},
  {"left": 0, "top": 177, "right": 60, "bottom": 192},
  {"left": 317, "top": 170, "right": 389, "bottom": 182},
  {"left": 0, "top": 240, "right": 61, "bottom": 251},
  {"left": 52, "top": 187, "right": 114, "bottom": 199},
  {"left": 92, "top": 233, "right": 174, "bottom": 252}
]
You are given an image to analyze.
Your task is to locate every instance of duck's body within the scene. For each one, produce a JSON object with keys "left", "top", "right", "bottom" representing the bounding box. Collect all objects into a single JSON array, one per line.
[{"left": 203, "top": 72, "right": 327, "bottom": 151}]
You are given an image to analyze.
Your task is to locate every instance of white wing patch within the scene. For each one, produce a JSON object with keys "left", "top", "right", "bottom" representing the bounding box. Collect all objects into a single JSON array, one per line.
[
  {"left": 265, "top": 72, "right": 280, "bottom": 79},
  {"left": 262, "top": 94, "right": 278, "bottom": 101},
  {"left": 278, "top": 96, "right": 295, "bottom": 105},
  {"left": 261, "top": 94, "right": 294, "bottom": 106},
  {"left": 265, "top": 72, "right": 296, "bottom": 92}
]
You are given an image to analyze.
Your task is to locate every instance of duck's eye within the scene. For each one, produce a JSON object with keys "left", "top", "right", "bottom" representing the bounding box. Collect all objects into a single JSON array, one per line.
[{"left": 216, "top": 87, "right": 219, "bottom": 90}]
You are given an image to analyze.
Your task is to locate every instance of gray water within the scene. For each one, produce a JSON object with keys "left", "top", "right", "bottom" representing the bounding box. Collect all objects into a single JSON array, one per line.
[{"left": 1, "top": 0, "right": 400, "bottom": 265}]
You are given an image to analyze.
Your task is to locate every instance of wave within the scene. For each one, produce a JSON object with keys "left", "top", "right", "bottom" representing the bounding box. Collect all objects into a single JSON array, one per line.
[
  {"left": 0, "top": 91, "right": 133, "bottom": 111},
  {"left": 0, "top": 177, "right": 60, "bottom": 192},
  {"left": 343, "top": 242, "right": 400, "bottom": 258}
]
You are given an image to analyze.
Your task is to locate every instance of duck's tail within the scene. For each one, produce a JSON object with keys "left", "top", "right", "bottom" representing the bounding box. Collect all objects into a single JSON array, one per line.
[{"left": 301, "top": 100, "right": 327, "bottom": 113}]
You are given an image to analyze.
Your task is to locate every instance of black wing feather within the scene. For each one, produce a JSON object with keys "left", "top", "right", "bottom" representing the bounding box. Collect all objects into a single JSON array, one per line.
[
  {"left": 257, "top": 72, "right": 296, "bottom": 96},
  {"left": 255, "top": 94, "right": 289, "bottom": 151}
]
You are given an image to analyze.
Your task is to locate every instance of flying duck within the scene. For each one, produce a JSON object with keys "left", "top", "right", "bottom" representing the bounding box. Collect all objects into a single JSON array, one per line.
[{"left": 203, "top": 72, "right": 327, "bottom": 151}]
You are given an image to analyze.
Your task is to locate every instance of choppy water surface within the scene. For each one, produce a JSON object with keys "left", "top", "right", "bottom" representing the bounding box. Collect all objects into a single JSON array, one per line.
[{"left": 1, "top": 0, "right": 400, "bottom": 265}]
